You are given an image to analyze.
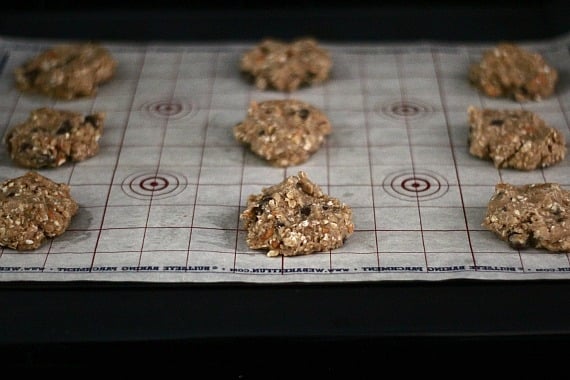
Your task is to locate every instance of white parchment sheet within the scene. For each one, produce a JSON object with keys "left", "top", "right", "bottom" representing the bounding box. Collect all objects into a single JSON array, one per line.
[{"left": 0, "top": 34, "right": 569, "bottom": 282}]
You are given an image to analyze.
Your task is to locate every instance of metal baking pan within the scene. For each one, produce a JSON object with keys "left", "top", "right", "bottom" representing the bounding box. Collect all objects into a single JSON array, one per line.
[{"left": 0, "top": 1, "right": 569, "bottom": 369}]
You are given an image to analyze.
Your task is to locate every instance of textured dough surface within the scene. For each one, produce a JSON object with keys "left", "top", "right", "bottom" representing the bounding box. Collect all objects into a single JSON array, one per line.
[
  {"left": 240, "top": 171, "right": 354, "bottom": 257},
  {"left": 234, "top": 99, "right": 332, "bottom": 167},
  {"left": 469, "top": 43, "right": 558, "bottom": 101},
  {"left": 467, "top": 106, "right": 566, "bottom": 170},
  {"left": 5, "top": 107, "right": 105, "bottom": 169},
  {"left": 14, "top": 43, "right": 117, "bottom": 100},
  {"left": 240, "top": 38, "right": 332, "bottom": 92},
  {"left": 483, "top": 182, "right": 570, "bottom": 252},
  {"left": 0, "top": 171, "right": 79, "bottom": 251}
]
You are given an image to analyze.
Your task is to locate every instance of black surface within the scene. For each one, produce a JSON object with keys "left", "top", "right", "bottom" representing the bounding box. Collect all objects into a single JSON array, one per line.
[
  {"left": 2, "top": 280, "right": 569, "bottom": 343},
  {"left": 1, "top": 1, "right": 569, "bottom": 42},
  {"left": 1, "top": 279, "right": 570, "bottom": 368},
  {"left": 0, "top": 2, "right": 569, "bottom": 369}
]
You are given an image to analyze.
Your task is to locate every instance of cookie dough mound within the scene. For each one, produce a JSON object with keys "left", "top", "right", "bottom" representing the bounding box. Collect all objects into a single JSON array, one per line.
[
  {"left": 0, "top": 171, "right": 79, "bottom": 251},
  {"left": 240, "top": 171, "right": 354, "bottom": 257},
  {"left": 482, "top": 183, "right": 570, "bottom": 252},
  {"left": 240, "top": 38, "right": 332, "bottom": 92},
  {"left": 5, "top": 107, "right": 106, "bottom": 169},
  {"left": 234, "top": 99, "right": 332, "bottom": 167},
  {"left": 468, "top": 43, "right": 558, "bottom": 102},
  {"left": 14, "top": 43, "right": 117, "bottom": 100},
  {"left": 467, "top": 106, "right": 566, "bottom": 171}
]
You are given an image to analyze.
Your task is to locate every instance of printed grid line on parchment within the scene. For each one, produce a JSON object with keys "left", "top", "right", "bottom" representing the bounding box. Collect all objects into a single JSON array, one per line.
[{"left": 0, "top": 36, "right": 569, "bottom": 282}]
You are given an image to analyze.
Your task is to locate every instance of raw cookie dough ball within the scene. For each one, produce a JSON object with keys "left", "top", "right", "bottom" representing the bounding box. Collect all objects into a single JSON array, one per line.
[
  {"left": 467, "top": 106, "right": 566, "bottom": 171},
  {"left": 4, "top": 107, "right": 106, "bottom": 169},
  {"left": 14, "top": 43, "right": 117, "bottom": 100},
  {"left": 240, "top": 37, "right": 332, "bottom": 92},
  {"left": 240, "top": 171, "right": 354, "bottom": 257},
  {"left": 482, "top": 182, "right": 570, "bottom": 252},
  {"left": 468, "top": 43, "right": 558, "bottom": 102},
  {"left": 234, "top": 99, "right": 332, "bottom": 167},
  {"left": 0, "top": 171, "right": 79, "bottom": 251}
]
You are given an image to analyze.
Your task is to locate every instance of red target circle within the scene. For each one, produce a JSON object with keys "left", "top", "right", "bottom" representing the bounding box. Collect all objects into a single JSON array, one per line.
[
  {"left": 377, "top": 99, "right": 434, "bottom": 120},
  {"left": 122, "top": 171, "right": 187, "bottom": 200},
  {"left": 142, "top": 98, "right": 196, "bottom": 120},
  {"left": 383, "top": 170, "right": 448, "bottom": 201}
]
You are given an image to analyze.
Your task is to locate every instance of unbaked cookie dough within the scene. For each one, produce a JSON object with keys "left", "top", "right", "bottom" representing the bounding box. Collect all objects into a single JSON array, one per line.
[
  {"left": 4, "top": 107, "right": 106, "bottom": 169},
  {"left": 240, "top": 171, "right": 354, "bottom": 257},
  {"left": 14, "top": 43, "right": 117, "bottom": 100},
  {"left": 240, "top": 37, "right": 332, "bottom": 92},
  {"left": 0, "top": 171, "right": 79, "bottom": 251},
  {"left": 234, "top": 99, "right": 332, "bottom": 167},
  {"left": 467, "top": 106, "right": 566, "bottom": 171},
  {"left": 468, "top": 43, "right": 558, "bottom": 102},
  {"left": 482, "top": 182, "right": 570, "bottom": 252}
]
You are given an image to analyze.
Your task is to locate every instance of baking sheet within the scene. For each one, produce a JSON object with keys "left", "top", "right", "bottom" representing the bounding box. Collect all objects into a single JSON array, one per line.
[{"left": 0, "top": 34, "right": 568, "bottom": 283}]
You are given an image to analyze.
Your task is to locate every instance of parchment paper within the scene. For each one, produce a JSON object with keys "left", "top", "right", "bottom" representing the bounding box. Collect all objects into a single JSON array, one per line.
[{"left": 0, "top": 34, "right": 569, "bottom": 282}]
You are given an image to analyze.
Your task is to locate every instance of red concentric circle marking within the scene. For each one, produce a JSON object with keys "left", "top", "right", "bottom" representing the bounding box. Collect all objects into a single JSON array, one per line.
[
  {"left": 142, "top": 98, "right": 197, "bottom": 120},
  {"left": 139, "top": 176, "right": 169, "bottom": 192},
  {"left": 122, "top": 171, "right": 187, "bottom": 200},
  {"left": 376, "top": 99, "right": 434, "bottom": 120},
  {"left": 383, "top": 170, "right": 448, "bottom": 201}
]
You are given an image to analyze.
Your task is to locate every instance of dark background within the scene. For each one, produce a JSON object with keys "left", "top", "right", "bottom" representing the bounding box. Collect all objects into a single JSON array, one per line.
[
  {"left": 1, "top": 0, "right": 568, "bottom": 42},
  {"left": 0, "top": 0, "right": 562, "bottom": 8},
  {"left": 0, "top": 0, "right": 569, "bottom": 372}
]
